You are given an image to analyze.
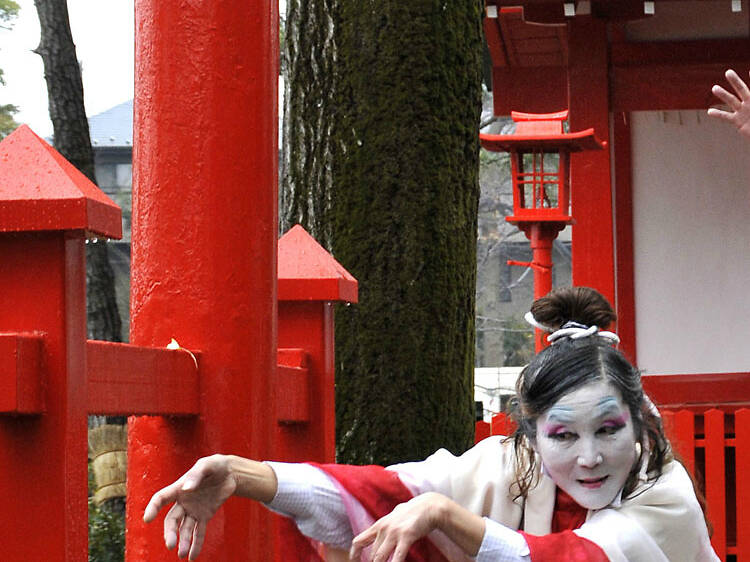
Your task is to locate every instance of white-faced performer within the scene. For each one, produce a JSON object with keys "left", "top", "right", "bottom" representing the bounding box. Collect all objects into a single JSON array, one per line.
[
  {"left": 144, "top": 287, "right": 718, "bottom": 561},
  {"left": 708, "top": 69, "right": 750, "bottom": 142}
]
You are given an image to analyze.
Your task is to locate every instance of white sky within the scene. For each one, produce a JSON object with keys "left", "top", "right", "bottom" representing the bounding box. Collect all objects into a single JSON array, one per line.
[
  {"left": 0, "top": 0, "right": 135, "bottom": 137},
  {"left": 0, "top": 0, "right": 286, "bottom": 139}
]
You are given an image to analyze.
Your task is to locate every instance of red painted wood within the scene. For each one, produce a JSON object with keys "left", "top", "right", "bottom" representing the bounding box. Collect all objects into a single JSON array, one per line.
[
  {"left": 0, "top": 126, "right": 121, "bottom": 238},
  {"left": 0, "top": 233, "right": 88, "bottom": 559},
  {"left": 613, "top": 62, "right": 750, "bottom": 112},
  {"left": 491, "top": 67, "right": 567, "bottom": 116},
  {"left": 475, "top": 420, "right": 491, "bottom": 443},
  {"left": 736, "top": 409, "right": 750, "bottom": 561},
  {"left": 276, "top": 349, "right": 310, "bottom": 423},
  {"left": 0, "top": 332, "right": 44, "bottom": 414},
  {"left": 704, "top": 409, "right": 726, "bottom": 560},
  {"left": 612, "top": 113, "right": 636, "bottom": 363},
  {"left": 86, "top": 340, "right": 199, "bottom": 416},
  {"left": 567, "top": 18, "right": 616, "bottom": 306},
  {"left": 278, "top": 225, "right": 358, "bottom": 303},
  {"left": 673, "top": 410, "right": 695, "bottom": 477},
  {"left": 126, "top": 0, "right": 280, "bottom": 559},
  {"left": 491, "top": 412, "right": 516, "bottom": 436},
  {"left": 274, "top": 239, "right": 356, "bottom": 561},
  {"left": 643, "top": 373, "right": 750, "bottom": 408}
]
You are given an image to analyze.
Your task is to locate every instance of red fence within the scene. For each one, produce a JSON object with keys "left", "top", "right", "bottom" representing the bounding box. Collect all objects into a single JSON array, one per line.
[{"left": 475, "top": 400, "right": 750, "bottom": 560}]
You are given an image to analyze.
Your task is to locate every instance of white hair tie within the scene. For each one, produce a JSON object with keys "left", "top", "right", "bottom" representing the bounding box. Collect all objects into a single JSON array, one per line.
[
  {"left": 523, "top": 311, "right": 555, "bottom": 332},
  {"left": 546, "top": 322, "right": 621, "bottom": 345}
]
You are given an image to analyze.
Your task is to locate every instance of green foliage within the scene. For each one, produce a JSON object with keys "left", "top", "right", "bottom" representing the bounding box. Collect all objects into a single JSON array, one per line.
[
  {"left": 0, "top": 103, "right": 18, "bottom": 138},
  {"left": 0, "top": 0, "right": 20, "bottom": 137},
  {"left": 88, "top": 500, "right": 125, "bottom": 562},
  {"left": 0, "top": 0, "right": 19, "bottom": 27},
  {"left": 88, "top": 464, "right": 125, "bottom": 562}
]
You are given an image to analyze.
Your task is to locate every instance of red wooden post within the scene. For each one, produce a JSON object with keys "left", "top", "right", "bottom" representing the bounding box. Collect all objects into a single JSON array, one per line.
[
  {"left": 126, "top": 0, "right": 279, "bottom": 559},
  {"left": 275, "top": 225, "right": 357, "bottom": 464},
  {"left": 704, "top": 409, "right": 726, "bottom": 560},
  {"left": 736, "top": 409, "right": 750, "bottom": 561},
  {"left": 0, "top": 126, "right": 121, "bottom": 559},
  {"left": 273, "top": 224, "right": 357, "bottom": 560},
  {"left": 673, "top": 410, "right": 696, "bottom": 477},
  {"left": 567, "top": 18, "right": 616, "bottom": 307}
]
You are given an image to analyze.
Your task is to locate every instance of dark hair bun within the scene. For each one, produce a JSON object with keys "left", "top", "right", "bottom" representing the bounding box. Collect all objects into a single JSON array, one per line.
[{"left": 530, "top": 286, "right": 616, "bottom": 330}]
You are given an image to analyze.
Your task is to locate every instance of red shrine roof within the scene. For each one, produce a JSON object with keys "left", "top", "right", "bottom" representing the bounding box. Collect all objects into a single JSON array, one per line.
[
  {"left": 277, "top": 224, "right": 358, "bottom": 303},
  {"left": 0, "top": 125, "right": 122, "bottom": 238},
  {"left": 480, "top": 110, "right": 605, "bottom": 152}
]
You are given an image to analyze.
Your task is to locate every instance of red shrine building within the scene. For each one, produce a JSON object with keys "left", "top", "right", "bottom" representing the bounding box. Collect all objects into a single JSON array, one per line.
[
  {"left": 483, "top": 0, "right": 750, "bottom": 372},
  {"left": 477, "top": 2, "right": 750, "bottom": 559}
]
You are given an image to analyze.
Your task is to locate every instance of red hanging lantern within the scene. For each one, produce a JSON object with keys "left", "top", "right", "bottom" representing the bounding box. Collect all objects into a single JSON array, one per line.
[{"left": 480, "top": 110, "right": 604, "bottom": 349}]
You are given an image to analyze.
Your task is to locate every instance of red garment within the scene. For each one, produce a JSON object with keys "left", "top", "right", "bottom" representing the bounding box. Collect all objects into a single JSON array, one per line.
[
  {"left": 521, "top": 531, "right": 608, "bottom": 562},
  {"left": 521, "top": 488, "right": 608, "bottom": 562},
  {"left": 551, "top": 487, "right": 589, "bottom": 533},
  {"left": 312, "top": 463, "right": 450, "bottom": 562},
  {"left": 310, "top": 463, "right": 608, "bottom": 562}
]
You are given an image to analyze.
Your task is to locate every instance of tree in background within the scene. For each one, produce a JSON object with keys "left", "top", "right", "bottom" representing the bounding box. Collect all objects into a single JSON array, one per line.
[
  {"left": 282, "top": 0, "right": 483, "bottom": 466},
  {"left": 0, "top": 0, "right": 20, "bottom": 137},
  {"left": 33, "top": 0, "right": 122, "bottom": 343}
]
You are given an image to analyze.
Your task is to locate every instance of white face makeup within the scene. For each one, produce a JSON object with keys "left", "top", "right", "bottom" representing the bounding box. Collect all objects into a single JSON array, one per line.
[{"left": 534, "top": 379, "right": 637, "bottom": 510}]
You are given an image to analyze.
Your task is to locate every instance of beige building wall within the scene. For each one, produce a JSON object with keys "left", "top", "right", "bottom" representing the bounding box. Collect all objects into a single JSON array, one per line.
[{"left": 631, "top": 110, "right": 750, "bottom": 374}]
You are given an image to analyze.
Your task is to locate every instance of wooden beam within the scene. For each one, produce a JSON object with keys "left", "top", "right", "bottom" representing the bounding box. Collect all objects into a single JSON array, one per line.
[
  {"left": 87, "top": 340, "right": 200, "bottom": 416},
  {"left": 642, "top": 372, "right": 750, "bottom": 409},
  {"left": 611, "top": 39, "right": 750, "bottom": 111},
  {"left": 611, "top": 38, "right": 750, "bottom": 67}
]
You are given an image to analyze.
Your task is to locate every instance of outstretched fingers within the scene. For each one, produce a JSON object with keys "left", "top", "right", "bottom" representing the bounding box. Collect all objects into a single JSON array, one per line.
[
  {"left": 711, "top": 85, "right": 741, "bottom": 113},
  {"left": 144, "top": 481, "right": 181, "bottom": 523},
  {"left": 725, "top": 69, "right": 750, "bottom": 101},
  {"left": 178, "top": 515, "right": 198, "bottom": 558},
  {"left": 164, "top": 502, "right": 185, "bottom": 550},
  {"left": 189, "top": 520, "right": 208, "bottom": 561},
  {"left": 349, "top": 527, "right": 376, "bottom": 560}
]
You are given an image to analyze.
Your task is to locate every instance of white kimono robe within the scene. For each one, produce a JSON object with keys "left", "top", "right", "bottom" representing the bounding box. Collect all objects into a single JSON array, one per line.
[
  {"left": 389, "top": 436, "right": 718, "bottom": 561},
  {"left": 269, "top": 436, "right": 719, "bottom": 561}
]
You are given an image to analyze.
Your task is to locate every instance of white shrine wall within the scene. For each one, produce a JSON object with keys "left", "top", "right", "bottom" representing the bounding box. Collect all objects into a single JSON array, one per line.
[{"left": 630, "top": 110, "right": 750, "bottom": 374}]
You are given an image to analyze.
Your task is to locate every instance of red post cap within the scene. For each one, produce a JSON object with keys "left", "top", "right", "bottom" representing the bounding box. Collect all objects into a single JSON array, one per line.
[
  {"left": 278, "top": 224, "right": 358, "bottom": 302},
  {"left": 0, "top": 125, "right": 122, "bottom": 238}
]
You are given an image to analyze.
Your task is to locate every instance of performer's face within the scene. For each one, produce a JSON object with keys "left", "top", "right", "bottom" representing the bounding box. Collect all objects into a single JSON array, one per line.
[{"left": 534, "top": 379, "right": 637, "bottom": 510}]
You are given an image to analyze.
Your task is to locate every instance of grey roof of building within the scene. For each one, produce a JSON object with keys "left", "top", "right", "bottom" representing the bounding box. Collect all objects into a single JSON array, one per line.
[{"left": 89, "top": 100, "right": 133, "bottom": 148}]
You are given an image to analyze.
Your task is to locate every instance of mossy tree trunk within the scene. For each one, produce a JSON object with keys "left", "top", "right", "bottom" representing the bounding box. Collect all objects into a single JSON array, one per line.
[{"left": 283, "top": 0, "right": 483, "bottom": 466}]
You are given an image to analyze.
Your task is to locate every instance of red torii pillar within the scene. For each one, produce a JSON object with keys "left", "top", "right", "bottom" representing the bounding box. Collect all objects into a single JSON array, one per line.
[{"left": 126, "top": 0, "right": 280, "bottom": 559}]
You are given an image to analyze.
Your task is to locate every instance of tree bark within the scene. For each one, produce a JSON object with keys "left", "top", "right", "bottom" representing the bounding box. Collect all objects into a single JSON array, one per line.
[
  {"left": 283, "top": 0, "right": 483, "bottom": 465},
  {"left": 280, "top": 0, "right": 337, "bottom": 248},
  {"left": 34, "top": 0, "right": 122, "bottom": 344}
]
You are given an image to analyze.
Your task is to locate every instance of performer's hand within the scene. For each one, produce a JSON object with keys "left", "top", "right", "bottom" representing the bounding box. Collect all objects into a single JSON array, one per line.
[
  {"left": 143, "top": 454, "right": 238, "bottom": 560},
  {"left": 708, "top": 69, "right": 750, "bottom": 142},
  {"left": 348, "top": 492, "right": 445, "bottom": 562}
]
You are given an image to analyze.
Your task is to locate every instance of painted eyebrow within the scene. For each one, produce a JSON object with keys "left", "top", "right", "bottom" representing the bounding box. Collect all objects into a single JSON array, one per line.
[
  {"left": 545, "top": 406, "right": 575, "bottom": 423},
  {"left": 594, "top": 397, "right": 624, "bottom": 418}
]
